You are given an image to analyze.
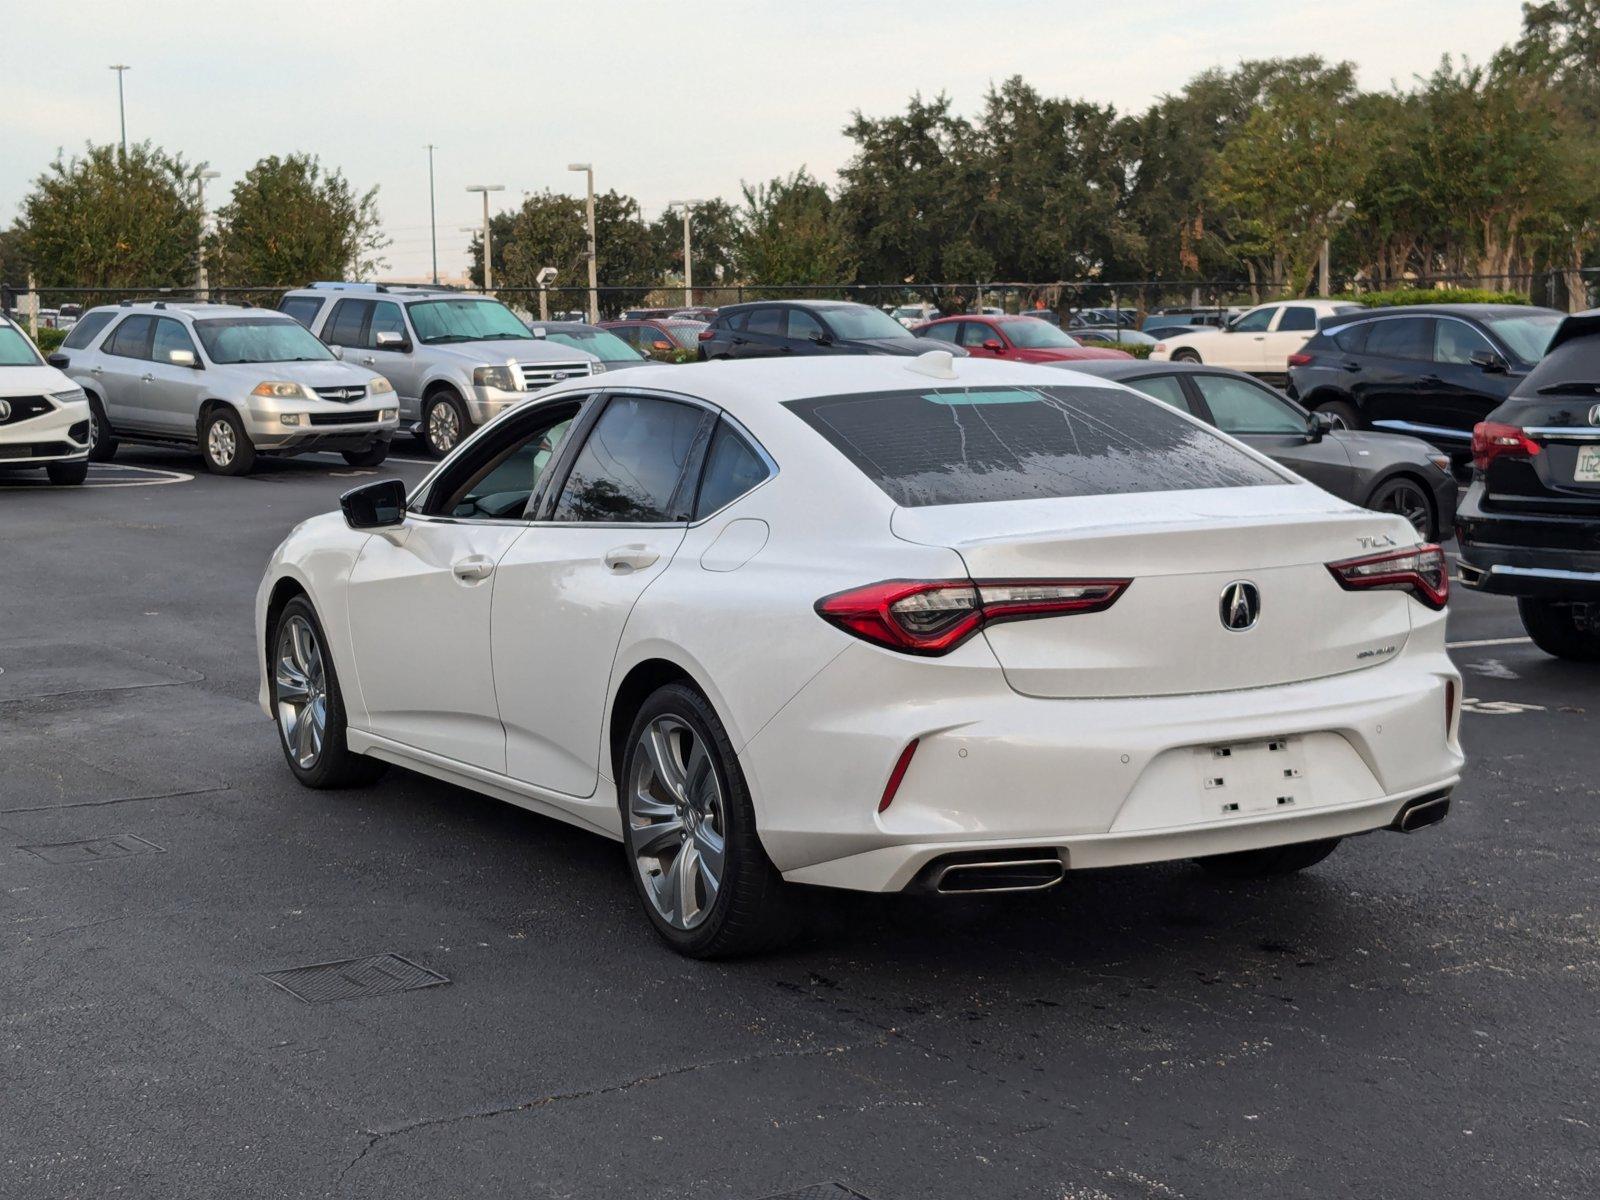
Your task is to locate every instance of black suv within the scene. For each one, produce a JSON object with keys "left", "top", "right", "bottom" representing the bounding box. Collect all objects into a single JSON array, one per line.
[
  {"left": 697, "top": 300, "right": 964, "bottom": 360},
  {"left": 1287, "top": 305, "right": 1564, "bottom": 458},
  {"left": 1457, "top": 309, "right": 1600, "bottom": 660}
]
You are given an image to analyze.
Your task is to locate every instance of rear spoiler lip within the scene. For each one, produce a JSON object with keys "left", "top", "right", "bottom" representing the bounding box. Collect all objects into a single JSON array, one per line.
[{"left": 1546, "top": 308, "right": 1600, "bottom": 356}]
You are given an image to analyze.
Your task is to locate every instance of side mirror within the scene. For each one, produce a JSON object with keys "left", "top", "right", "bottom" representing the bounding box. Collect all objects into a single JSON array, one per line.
[
  {"left": 1307, "top": 412, "right": 1335, "bottom": 443},
  {"left": 374, "top": 330, "right": 410, "bottom": 352},
  {"left": 340, "top": 478, "right": 408, "bottom": 529},
  {"left": 47, "top": 352, "right": 69, "bottom": 369},
  {"left": 809, "top": 331, "right": 834, "bottom": 346},
  {"left": 329, "top": 345, "right": 345, "bottom": 360},
  {"left": 168, "top": 348, "right": 198, "bottom": 368},
  {"left": 982, "top": 339, "right": 1005, "bottom": 353},
  {"left": 1470, "top": 349, "right": 1508, "bottom": 374},
  {"left": 651, "top": 340, "right": 673, "bottom": 352}
]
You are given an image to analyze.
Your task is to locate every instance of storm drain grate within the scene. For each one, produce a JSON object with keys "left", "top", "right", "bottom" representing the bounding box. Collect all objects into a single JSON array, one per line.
[
  {"left": 261, "top": 953, "right": 449, "bottom": 1004},
  {"left": 757, "top": 1186, "right": 875, "bottom": 1200},
  {"left": 20, "top": 834, "right": 165, "bottom": 865}
]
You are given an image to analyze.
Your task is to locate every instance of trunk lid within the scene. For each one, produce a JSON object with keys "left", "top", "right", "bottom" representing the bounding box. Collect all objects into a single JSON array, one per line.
[{"left": 892, "top": 486, "right": 1419, "bottom": 699}]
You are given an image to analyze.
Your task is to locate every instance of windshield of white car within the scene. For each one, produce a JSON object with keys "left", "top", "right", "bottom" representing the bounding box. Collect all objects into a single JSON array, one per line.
[
  {"left": 785, "top": 384, "right": 1286, "bottom": 507},
  {"left": 0, "top": 324, "right": 44, "bottom": 366},
  {"left": 821, "top": 306, "right": 916, "bottom": 341},
  {"left": 1483, "top": 312, "right": 1562, "bottom": 364},
  {"left": 194, "top": 317, "right": 335, "bottom": 364},
  {"left": 409, "top": 299, "right": 532, "bottom": 345}
]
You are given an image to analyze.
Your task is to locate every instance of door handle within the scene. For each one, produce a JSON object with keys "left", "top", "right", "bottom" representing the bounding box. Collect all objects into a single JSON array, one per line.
[
  {"left": 1420, "top": 374, "right": 1442, "bottom": 385},
  {"left": 604, "top": 545, "right": 660, "bottom": 573},
  {"left": 451, "top": 556, "right": 495, "bottom": 583},
  {"left": 1340, "top": 360, "right": 1361, "bottom": 372},
  {"left": 90, "top": 366, "right": 103, "bottom": 375}
]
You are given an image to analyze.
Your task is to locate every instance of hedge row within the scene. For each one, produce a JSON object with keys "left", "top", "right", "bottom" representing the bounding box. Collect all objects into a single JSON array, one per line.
[{"left": 1337, "top": 288, "right": 1529, "bottom": 308}]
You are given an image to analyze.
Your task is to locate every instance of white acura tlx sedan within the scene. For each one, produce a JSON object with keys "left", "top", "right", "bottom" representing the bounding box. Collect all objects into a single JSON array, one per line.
[{"left": 256, "top": 352, "right": 1464, "bottom": 957}]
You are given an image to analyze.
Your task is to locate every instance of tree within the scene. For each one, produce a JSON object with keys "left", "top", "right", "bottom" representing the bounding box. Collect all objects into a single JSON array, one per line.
[
  {"left": 649, "top": 198, "right": 741, "bottom": 296},
  {"left": 210, "top": 153, "right": 387, "bottom": 286},
  {"left": 736, "top": 170, "right": 855, "bottom": 295},
  {"left": 1206, "top": 62, "right": 1367, "bottom": 295},
  {"left": 489, "top": 189, "right": 660, "bottom": 316},
  {"left": 11, "top": 142, "right": 202, "bottom": 295}
]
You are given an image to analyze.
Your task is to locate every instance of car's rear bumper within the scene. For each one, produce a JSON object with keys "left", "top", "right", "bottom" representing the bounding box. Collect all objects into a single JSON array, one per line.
[
  {"left": 742, "top": 633, "right": 1463, "bottom": 893},
  {"left": 1455, "top": 486, "right": 1600, "bottom": 598}
]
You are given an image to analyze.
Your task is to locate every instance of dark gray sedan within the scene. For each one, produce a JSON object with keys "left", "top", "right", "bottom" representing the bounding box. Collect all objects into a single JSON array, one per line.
[{"left": 1053, "top": 359, "right": 1458, "bottom": 541}]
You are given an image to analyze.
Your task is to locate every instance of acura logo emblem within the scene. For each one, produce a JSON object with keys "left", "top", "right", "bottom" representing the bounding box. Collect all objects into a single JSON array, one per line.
[
  {"left": 0, "top": 399, "right": 10, "bottom": 421},
  {"left": 1588, "top": 403, "right": 1600, "bottom": 426},
  {"left": 1220, "top": 581, "right": 1261, "bottom": 632}
]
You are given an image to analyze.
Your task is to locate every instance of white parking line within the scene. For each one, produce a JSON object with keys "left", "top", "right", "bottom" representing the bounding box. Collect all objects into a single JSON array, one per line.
[
  {"left": 1446, "top": 636, "right": 1533, "bottom": 650},
  {"left": 0, "top": 463, "right": 194, "bottom": 490}
]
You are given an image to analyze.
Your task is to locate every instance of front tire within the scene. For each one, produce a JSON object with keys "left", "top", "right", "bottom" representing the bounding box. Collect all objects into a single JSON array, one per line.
[
  {"left": 342, "top": 443, "right": 390, "bottom": 468},
  {"left": 1196, "top": 837, "right": 1341, "bottom": 879},
  {"left": 422, "top": 391, "right": 470, "bottom": 458},
  {"left": 270, "top": 596, "right": 387, "bottom": 789},
  {"left": 620, "top": 682, "right": 796, "bottom": 958},
  {"left": 1518, "top": 598, "right": 1600, "bottom": 661},
  {"left": 46, "top": 461, "right": 89, "bottom": 485},
  {"left": 200, "top": 406, "right": 257, "bottom": 475},
  {"left": 86, "top": 394, "right": 118, "bottom": 462}
]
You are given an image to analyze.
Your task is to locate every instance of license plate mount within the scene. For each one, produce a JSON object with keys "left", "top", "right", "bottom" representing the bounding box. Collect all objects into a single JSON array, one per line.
[{"left": 1196, "top": 736, "right": 1312, "bottom": 818}]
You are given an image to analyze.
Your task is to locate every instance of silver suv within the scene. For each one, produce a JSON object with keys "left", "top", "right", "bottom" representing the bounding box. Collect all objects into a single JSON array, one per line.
[
  {"left": 57, "top": 302, "right": 398, "bottom": 476},
  {"left": 279, "top": 283, "right": 600, "bottom": 457}
]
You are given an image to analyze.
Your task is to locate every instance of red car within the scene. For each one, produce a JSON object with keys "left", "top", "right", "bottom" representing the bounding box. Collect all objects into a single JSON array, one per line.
[
  {"left": 912, "top": 314, "right": 1133, "bottom": 363},
  {"left": 599, "top": 319, "right": 707, "bottom": 359}
]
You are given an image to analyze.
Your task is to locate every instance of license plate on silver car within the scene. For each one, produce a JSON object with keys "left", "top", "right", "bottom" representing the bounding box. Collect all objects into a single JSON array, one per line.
[{"left": 1576, "top": 446, "right": 1600, "bottom": 483}]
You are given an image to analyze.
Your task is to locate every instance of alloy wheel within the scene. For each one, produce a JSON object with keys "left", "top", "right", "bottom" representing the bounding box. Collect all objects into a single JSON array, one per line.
[
  {"left": 275, "top": 614, "right": 328, "bottom": 769},
  {"left": 86, "top": 409, "right": 100, "bottom": 453},
  {"left": 628, "top": 716, "right": 727, "bottom": 930},
  {"left": 208, "top": 417, "right": 237, "bottom": 467},
  {"left": 1377, "top": 482, "right": 1431, "bottom": 538},
  {"left": 428, "top": 401, "right": 460, "bottom": 454}
]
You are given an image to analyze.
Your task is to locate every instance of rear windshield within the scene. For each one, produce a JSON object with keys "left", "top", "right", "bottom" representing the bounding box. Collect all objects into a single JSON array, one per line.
[
  {"left": 1516, "top": 326, "right": 1600, "bottom": 397},
  {"left": 784, "top": 384, "right": 1285, "bottom": 507}
]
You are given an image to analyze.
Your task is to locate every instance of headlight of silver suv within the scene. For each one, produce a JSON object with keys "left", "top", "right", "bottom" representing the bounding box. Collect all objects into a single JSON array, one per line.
[
  {"left": 252, "top": 381, "right": 313, "bottom": 399},
  {"left": 472, "top": 364, "right": 518, "bottom": 391}
]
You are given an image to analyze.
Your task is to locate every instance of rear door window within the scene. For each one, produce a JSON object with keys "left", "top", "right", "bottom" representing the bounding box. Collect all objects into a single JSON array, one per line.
[
  {"left": 1331, "top": 322, "right": 1369, "bottom": 353},
  {"left": 1364, "top": 318, "right": 1434, "bottom": 361},
  {"left": 62, "top": 311, "right": 115, "bottom": 349},
  {"left": 745, "top": 308, "right": 785, "bottom": 337},
  {"left": 784, "top": 384, "right": 1285, "bottom": 507},
  {"left": 694, "top": 421, "right": 772, "bottom": 518},
  {"left": 1276, "top": 306, "right": 1318, "bottom": 332}
]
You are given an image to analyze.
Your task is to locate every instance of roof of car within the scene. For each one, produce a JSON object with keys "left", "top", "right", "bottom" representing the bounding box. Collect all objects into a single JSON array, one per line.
[
  {"left": 83, "top": 301, "right": 270, "bottom": 319},
  {"left": 714, "top": 299, "right": 871, "bottom": 314},
  {"left": 1321, "top": 303, "right": 1555, "bottom": 327}
]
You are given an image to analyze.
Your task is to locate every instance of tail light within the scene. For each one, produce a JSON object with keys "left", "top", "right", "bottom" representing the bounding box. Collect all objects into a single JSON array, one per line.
[
  {"left": 697, "top": 328, "right": 715, "bottom": 342},
  {"left": 1287, "top": 352, "right": 1313, "bottom": 367},
  {"left": 815, "top": 578, "right": 1131, "bottom": 655},
  {"left": 1326, "top": 544, "right": 1448, "bottom": 610},
  {"left": 1471, "top": 421, "right": 1540, "bottom": 470}
]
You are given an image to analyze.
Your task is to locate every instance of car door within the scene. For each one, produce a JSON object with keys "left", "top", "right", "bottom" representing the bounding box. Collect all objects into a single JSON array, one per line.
[
  {"left": 143, "top": 317, "right": 208, "bottom": 437},
  {"left": 94, "top": 315, "right": 157, "bottom": 430},
  {"left": 490, "top": 392, "right": 711, "bottom": 796},
  {"left": 345, "top": 396, "right": 589, "bottom": 770},
  {"left": 359, "top": 300, "right": 424, "bottom": 412},
  {"left": 1186, "top": 371, "right": 1356, "bottom": 495},
  {"left": 1213, "top": 305, "right": 1278, "bottom": 372},
  {"left": 1427, "top": 317, "right": 1512, "bottom": 437},
  {"left": 1258, "top": 304, "right": 1319, "bottom": 380},
  {"left": 1356, "top": 317, "right": 1437, "bottom": 436},
  {"left": 734, "top": 307, "right": 787, "bottom": 357}
]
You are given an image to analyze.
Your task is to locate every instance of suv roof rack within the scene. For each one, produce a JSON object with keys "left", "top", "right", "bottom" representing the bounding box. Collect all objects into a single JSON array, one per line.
[{"left": 307, "top": 281, "right": 389, "bottom": 293}]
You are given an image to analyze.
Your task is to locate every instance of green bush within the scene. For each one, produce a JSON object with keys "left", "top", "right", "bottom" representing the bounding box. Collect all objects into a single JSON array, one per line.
[
  {"left": 1337, "top": 287, "right": 1529, "bottom": 308},
  {"left": 28, "top": 326, "right": 67, "bottom": 352}
]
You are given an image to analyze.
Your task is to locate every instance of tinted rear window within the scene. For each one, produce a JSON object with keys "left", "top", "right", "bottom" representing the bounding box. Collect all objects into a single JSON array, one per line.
[{"left": 784, "top": 385, "right": 1285, "bottom": 507}]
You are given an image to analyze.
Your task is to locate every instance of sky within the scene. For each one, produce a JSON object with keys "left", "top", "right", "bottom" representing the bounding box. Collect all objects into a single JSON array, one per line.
[{"left": 1, "top": 0, "right": 1529, "bottom": 280}]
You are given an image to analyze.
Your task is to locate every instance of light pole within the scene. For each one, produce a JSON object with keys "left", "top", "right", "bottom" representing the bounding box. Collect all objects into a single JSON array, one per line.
[
  {"left": 568, "top": 164, "right": 598, "bottom": 322},
  {"left": 465, "top": 184, "right": 504, "bottom": 291},
  {"left": 669, "top": 200, "right": 704, "bottom": 307},
  {"left": 109, "top": 64, "right": 130, "bottom": 155},
  {"left": 424, "top": 145, "right": 439, "bottom": 285},
  {"left": 1319, "top": 201, "right": 1356, "bottom": 298},
  {"left": 196, "top": 170, "right": 220, "bottom": 299}
]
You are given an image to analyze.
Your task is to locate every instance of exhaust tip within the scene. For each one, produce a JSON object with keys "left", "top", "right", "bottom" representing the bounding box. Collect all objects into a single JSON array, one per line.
[
  {"left": 920, "top": 850, "right": 1065, "bottom": 895},
  {"left": 1390, "top": 791, "right": 1451, "bottom": 833}
]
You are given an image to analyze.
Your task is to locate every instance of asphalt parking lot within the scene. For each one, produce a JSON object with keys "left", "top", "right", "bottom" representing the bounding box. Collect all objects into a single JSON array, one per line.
[{"left": 2, "top": 445, "right": 1596, "bottom": 1200}]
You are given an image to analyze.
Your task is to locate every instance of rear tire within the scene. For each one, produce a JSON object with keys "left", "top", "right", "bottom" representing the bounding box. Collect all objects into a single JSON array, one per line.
[
  {"left": 1171, "top": 348, "right": 1202, "bottom": 364},
  {"left": 86, "top": 394, "right": 118, "bottom": 462},
  {"left": 200, "top": 406, "right": 256, "bottom": 476},
  {"left": 46, "top": 461, "right": 88, "bottom": 485},
  {"left": 619, "top": 682, "right": 797, "bottom": 958},
  {"left": 1367, "top": 475, "right": 1436, "bottom": 541},
  {"left": 341, "top": 443, "right": 390, "bottom": 468},
  {"left": 269, "top": 596, "right": 387, "bottom": 789},
  {"left": 1196, "top": 837, "right": 1341, "bottom": 879},
  {"left": 1518, "top": 598, "right": 1600, "bottom": 661},
  {"left": 1317, "top": 399, "right": 1364, "bottom": 431}
]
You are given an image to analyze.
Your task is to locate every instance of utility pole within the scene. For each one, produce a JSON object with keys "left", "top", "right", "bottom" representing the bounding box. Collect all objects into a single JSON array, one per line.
[
  {"left": 669, "top": 200, "right": 703, "bottom": 307},
  {"left": 568, "top": 164, "right": 598, "bottom": 322},
  {"left": 424, "top": 145, "right": 439, "bottom": 285},
  {"left": 196, "top": 170, "right": 220, "bottom": 300},
  {"left": 465, "top": 184, "right": 504, "bottom": 291},
  {"left": 109, "top": 65, "right": 130, "bottom": 155}
]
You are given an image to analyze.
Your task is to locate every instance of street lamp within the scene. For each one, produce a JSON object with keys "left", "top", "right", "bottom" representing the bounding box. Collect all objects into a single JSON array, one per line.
[
  {"left": 465, "top": 184, "right": 504, "bottom": 291},
  {"left": 424, "top": 145, "right": 439, "bottom": 285},
  {"left": 669, "top": 200, "right": 705, "bottom": 307},
  {"left": 568, "top": 163, "right": 598, "bottom": 322},
  {"left": 109, "top": 65, "right": 130, "bottom": 156},
  {"left": 1320, "top": 201, "right": 1356, "bottom": 298},
  {"left": 196, "top": 170, "right": 220, "bottom": 299}
]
